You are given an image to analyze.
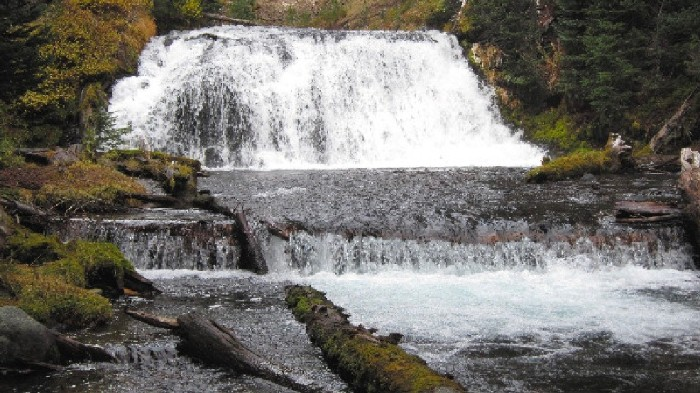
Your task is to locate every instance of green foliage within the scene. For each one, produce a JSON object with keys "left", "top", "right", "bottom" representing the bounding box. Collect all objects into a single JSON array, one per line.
[
  {"left": 525, "top": 108, "right": 589, "bottom": 153},
  {"left": 11, "top": 0, "right": 155, "bottom": 146},
  {"left": 526, "top": 148, "right": 612, "bottom": 183},
  {"left": 228, "top": 0, "right": 255, "bottom": 20},
  {"left": 178, "top": 0, "right": 202, "bottom": 19},
  {"left": 83, "top": 107, "right": 131, "bottom": 160},
  {"left": 152, "top": 0, "right": 221, "bottom": 32},
  {"left": 285, "top": 8, "right": 313, "bottom": 27},
  {"left": 0, "top": 1, "right": 48, "bottom": 104},
  {"left": 556, "top": 0, "right": 700, "bottom": 144},
  {"left": 0, "top": 138, "right": 23, "bottom": 170},
  {"left": 464, "top": 0, "right": 548, "bottom": 109}
]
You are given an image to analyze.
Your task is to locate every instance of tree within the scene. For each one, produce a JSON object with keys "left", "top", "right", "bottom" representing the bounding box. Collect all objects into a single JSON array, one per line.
[
  {"left": 556, "top": 0, "right": 650, "bottom": 142},
  {"left": 465, "top": 0, "right": 548, "bottom": 110},
  {"left": 17, "top": 0, "right": 155, "bottom": 144}
]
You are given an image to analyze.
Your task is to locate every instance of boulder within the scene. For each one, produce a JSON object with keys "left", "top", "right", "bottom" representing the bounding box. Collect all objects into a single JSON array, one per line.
[{"left": 0, "top": 306, "right": 60, "bottom": 367}]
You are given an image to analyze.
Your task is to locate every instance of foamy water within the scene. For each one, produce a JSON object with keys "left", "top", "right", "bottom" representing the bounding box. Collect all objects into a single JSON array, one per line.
[
  {"left": 109, "top": 26, "right": 543, "bottom": 169},
  {"left": 300, "top": 267, "right": 700, "bottom": 356}
]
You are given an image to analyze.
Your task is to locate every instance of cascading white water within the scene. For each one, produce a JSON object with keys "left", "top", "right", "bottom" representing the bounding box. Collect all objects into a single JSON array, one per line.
[
  {"left": 109, "top": 26, "right": 544, "bottom": 169},
  {"left": 286, "top": 230, "right": 694, "bottom": 275}
]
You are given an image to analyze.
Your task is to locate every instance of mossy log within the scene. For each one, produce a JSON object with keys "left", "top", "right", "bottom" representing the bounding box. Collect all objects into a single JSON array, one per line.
[
  {"left": 285, "top": 285, "right": 466, "bottom": 393},
  {"left": 124, "top": 308, "right": 322, "bottom": 393}
]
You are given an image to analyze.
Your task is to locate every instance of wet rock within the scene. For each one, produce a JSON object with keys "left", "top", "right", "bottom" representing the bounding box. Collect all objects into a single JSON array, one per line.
[{"left": 0, "top": 306, "right": 60, "bottom": 367}]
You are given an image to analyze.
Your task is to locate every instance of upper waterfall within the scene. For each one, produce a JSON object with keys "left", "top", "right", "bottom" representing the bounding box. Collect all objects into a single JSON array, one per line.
[{"left": 109, "top": 25, "right": 544, "bottom": 169}]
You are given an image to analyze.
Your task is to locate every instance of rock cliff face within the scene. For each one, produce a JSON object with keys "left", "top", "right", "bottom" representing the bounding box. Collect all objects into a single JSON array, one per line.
[{"left": 679, "top": 148, "right": 700, "bottom": 260}]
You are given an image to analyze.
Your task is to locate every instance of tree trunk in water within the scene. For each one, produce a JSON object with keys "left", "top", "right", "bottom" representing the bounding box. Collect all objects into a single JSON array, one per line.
[
  {"left": 286, "top": 285, "right": 467, "bottom": 393},
  {"left": 234, "top": 210, "right": 268, "bottom": 274},
  {"left": 125, "top": 309, "right": 321, "bottom": 393}
]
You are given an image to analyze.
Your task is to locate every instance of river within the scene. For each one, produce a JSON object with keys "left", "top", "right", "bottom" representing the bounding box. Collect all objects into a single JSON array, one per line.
[{"left": 3, "top": 25, "right": 699, "bottom": 392}]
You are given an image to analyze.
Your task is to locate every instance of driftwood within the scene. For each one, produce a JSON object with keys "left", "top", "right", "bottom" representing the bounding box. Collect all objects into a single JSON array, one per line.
[
  {"left": 52, "top": 331, "right": 116, "bottom": 363},
  {"left": 614, "top": 201, "right": 683, "bottom": 224},
  {"left": 234, "top": 210, "right": 268, "bottom": 274},
  {"left": 203, "top": 13, "right": 258, "bottom": 26},
  {"left": 286, "top": 285, "right": 466, "bottom": 393},
  {"left": 15, "top": 148, "right": 52, "bottom": 165},
  {"left": 124, "top": 308, "right": 321, "bottom": 393},
  {"left": 123, "top": 270, "right": 161, "bottom": 298},
  {"left": 650, "top": 88, "right": 698, "bottom": 153}
]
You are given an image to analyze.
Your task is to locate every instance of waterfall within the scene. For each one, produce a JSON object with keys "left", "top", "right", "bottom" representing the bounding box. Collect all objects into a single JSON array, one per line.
[
  {"left": 109, "top": 25, "right": 544, "bottom": 169},
  {"left": 61, "top": 216, "right": 240, "bottom": 270}
]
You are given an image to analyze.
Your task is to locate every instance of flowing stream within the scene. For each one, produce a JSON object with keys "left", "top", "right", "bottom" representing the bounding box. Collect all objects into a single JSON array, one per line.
[{"left": 5, "top": 26, "right": 700, "bottom": 392}]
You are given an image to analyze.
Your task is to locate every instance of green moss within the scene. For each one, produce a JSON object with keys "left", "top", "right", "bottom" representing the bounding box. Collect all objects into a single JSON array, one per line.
[
  {"left": 67, "top": 240, "right": 134, "bottom": 297},
  {"left": 5, "top": 231, "right": 67, "bottom": 264},
  {"left": 1, "top": 263, "right": 111, "bottom": 328},
  {"left": 100, "top": 149, "right": 201, "bottom": 197},
  {"left": 531, "top": 110, "right": 587, "bottom": 152},
  {"left": 631, "top": 144, "right": 653, "bottom": 159},
  {"left": 32, "top": 161, "right": 146, "bottom": 212},
  {"left": 526, "top": 148, "right": 613, "bottom": 183},
  {"left": 41, "top": 240, "right": 135, "bottom": 291},
  {"left": 0, "top": 228, "right": 136, "bottom": 327},
  {"left": 286, "top": 286, "right": 328, "bottom": 321},
  {"left": 40, "top": 257, "right": 86, "bottom": 287}
]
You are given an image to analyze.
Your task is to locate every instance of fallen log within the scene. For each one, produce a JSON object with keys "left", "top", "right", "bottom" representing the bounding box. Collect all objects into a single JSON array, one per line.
[
  {"left": 15, "top": 148, "right": 52, "bottom": 165},
  {"left": 203, "top": 13, "right": 258, "bottom": 26},
  {"left": 127, "top": 193, "right": 185, "bottom": 209},
  {"left": 234, "top": 210, "right": 268, "bottom": 274},
  {"left": 52, "top": 332, "right": 116, "bottom": 363},
  {"left": 285, "top": 285, "right": 466, "bottom": 393},
  {"left": 123, "top": 270, "right": 161, "bottom": 298},
  {"left": 614, "top": 201, "right": 683, "bottom": 224},
  {"left": 125, "top": 308, "right": 321, "bottom": 393},
  {"left": 124, "top": 308, "right": 179, "bottom": 330},
  {"left": 0, "top": 198, "right": 55, "bottom": 232}
]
